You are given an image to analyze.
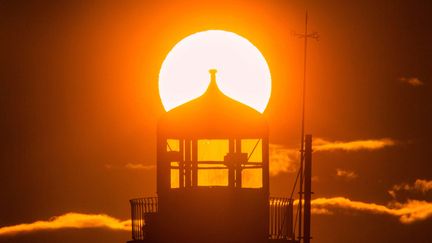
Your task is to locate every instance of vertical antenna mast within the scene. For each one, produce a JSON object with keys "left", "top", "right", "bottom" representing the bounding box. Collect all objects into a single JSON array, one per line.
[
  {"left": 293, "top": 10, "right": 319, "bottom": 242},
  {"left": 298, "top": 12, "right": 308, "bottom": 241}
]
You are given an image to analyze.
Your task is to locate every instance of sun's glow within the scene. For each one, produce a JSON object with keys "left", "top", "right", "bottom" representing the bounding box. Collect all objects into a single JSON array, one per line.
[{"left": 159, "top": 30, "right": 271, "bottom": 113}]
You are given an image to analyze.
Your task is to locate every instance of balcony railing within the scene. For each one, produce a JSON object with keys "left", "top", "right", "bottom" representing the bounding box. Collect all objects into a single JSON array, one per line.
[
  {"left": 130, "top": 197, "right": 158, "bottom": 240},
  {"left": 269, "top": 197, "right": 294, "bottom": 240},
  {"left": 129, "top": 196, "right": 293, "bottom": 241}
]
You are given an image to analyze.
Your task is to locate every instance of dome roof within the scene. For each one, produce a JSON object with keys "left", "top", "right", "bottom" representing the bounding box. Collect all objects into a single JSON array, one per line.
[{"left": 158, "top": 70, "right": 268, "bottom": 139}]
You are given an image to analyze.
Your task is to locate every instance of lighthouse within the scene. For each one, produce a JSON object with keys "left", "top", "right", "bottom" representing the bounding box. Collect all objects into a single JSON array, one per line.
[{"left": 128, "top": 70, "right": 298, "bottom": 243}]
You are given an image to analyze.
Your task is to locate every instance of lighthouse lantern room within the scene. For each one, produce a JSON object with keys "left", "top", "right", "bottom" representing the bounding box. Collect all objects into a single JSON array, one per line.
[{"left": 128, "top": 70, "right": 297, "bottom": 243}]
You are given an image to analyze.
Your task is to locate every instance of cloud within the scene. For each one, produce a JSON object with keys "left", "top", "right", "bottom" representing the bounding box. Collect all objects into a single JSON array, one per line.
[
  {"left": 3, "top": 198, "right": 431, "bottom": 237},
  {"left": 399, "top": 77, "right": 424, "bottom": 87},
  {"left": 414, "top": 179, "right": 432, "bottom": 193},
  {"left": 310, "top": 197, "right": 432, "bottom": 224},
  {"left": 313, "top": 138, "right": 396, "bottom": 152},
  {"left": 311, "top": 207, "right": 333, "bottom": 215},
  {"left": 0, "top": 213, "right": 130, "bottom": 237},
  {"left": 269, "top": 144, "right": 298, "bottom": 176},
  {"left": 125, "top": 163, "right": 155, "bottom": 170},
  {"left": 388, "top": 179, "right": 432, "bottom": 199},
  {"left": 268, "top": 138, "right": 396, "bottom": 176},
  {"left": 105, "top": 163, "right": 155, "bottom": 170},
  {"left": 336, "top": 168, "right": 358, "bottom": 180}
]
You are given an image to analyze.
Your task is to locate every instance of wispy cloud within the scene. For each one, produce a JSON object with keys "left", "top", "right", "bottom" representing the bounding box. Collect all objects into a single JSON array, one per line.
[
  {"left": 388, "top": 179, "right": 432, "bottom": 199},
  {"left": 125, "top": 163, "right": 155, "bottom": 170},
  {"left": 336, "top": 168, "right": 358, "bottom": 180},
  {"left": 269, "top": 138, "right": 396, "bottom": 176},
  {"left": 0, "top": 213, "right": 130, "bottom": 237},
  {"left": 104, "top": 163, "right": 155, "bottom": 170},
  {"left": 399, "top": 77, "right": 424, "bottom": 87},
  {"left": 269, "top": 144, "right": 298, "bottom": 176},
  {"left": 413, "top": 179, "right": 432, "bottom": 193},
  {"left": 310, "top": 197, "right": 432, "bottom": 224},
  {"left": 3, "top": 197, "right": 431, "bottom": 237},
  {"left": 311, "top": 207, "right": 332, "bottom": 215},
  {"left": 313, "top": 138, "right": 396, "bottom": 152}
]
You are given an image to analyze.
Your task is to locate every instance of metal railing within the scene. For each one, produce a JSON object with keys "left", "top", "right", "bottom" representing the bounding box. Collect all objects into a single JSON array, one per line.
[
  {"left": 269, "top": 197, "right": 294, "bottom": 240},
  {"left": 130, "top": 197, "right": 158, "bottom": 240},
  {"left": 129, "top": 196, "right": 292, "bottom": 241}
]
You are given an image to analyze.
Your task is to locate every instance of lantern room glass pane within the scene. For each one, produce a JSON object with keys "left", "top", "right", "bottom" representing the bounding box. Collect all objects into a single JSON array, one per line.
[
  {"left": 241, "top": 139, "right": 262, "bottom": 163},
  {"left": 170, "top": 162, "right": 179, "bottom": 188},
  {"left": 242, "top": 168, "right": 262, "bottom": 188},
  {"left": 167, "top": 139, "right": 180, "bottom": 152},
  {"left": 198, "top": 164, "right": 228, "bottom": 186},
  {"left": 198, "top": 139, "right": 229, "bottom": 161}
]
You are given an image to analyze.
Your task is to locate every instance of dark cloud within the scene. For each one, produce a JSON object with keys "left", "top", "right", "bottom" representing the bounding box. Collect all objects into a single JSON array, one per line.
[{"left": 399, "top": 77, "right": 424, "bottom": 87}]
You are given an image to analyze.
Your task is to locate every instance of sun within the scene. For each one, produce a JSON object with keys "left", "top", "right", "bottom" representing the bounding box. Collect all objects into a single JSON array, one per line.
[{"left": 159, "top": 30, "right": 271, "bottom": 113}]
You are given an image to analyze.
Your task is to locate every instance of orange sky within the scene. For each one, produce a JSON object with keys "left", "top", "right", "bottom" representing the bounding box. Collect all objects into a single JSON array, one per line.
[{"left": 1, "top": 1, "right": 431, "bottom": 243}]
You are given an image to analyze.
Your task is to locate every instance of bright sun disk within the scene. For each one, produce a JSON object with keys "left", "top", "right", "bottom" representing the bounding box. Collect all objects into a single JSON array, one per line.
[{"left": 159, "top": 30, "right": 271, "bottom": 113}]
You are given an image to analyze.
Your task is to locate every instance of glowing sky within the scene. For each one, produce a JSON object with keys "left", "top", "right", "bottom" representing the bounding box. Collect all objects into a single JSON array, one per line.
[{"left": 1, "top": 1, "right": 431, "bottom": 243}]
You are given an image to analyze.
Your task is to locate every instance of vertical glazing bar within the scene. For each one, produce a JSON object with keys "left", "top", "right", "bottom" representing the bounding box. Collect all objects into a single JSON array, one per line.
[
  {"left": 191, "top": 139, "right": 198, "bottom": 186},
  {"left": 185, "top": 139, "right": 191, "bottom": 187},
  {"left": 228, "top": 139, "right": 235, "bottom": 187},
  {"left": 179, "top": 139, "right": 184, "bottom": 188},
  {"left": 235, "top": 139, "right": 242, "bottom": 188}
]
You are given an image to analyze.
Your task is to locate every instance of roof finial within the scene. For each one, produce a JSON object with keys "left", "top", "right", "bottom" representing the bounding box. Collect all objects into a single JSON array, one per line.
[{"left": 209, "top": 69, "right": 217, "bottom": 83}]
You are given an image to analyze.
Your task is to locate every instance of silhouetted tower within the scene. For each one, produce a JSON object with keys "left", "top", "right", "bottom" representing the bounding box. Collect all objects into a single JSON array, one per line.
[
  {"left": 156, "top": 69, "right": 269, "bottom": 243},
  {"left": 128, "top": 70, "right": 299, "bottom": 243}
]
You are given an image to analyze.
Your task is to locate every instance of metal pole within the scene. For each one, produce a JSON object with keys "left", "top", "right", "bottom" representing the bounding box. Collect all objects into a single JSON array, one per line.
[
  {"left": 298, "top": 11, "right": 308, "bottom": 242},
  {"left": 304, "top": 135, "right": 313, "bottom": 243}
]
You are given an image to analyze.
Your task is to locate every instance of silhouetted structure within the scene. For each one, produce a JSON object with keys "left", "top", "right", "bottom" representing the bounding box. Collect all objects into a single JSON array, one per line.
[
  {"left": 303, "top": 135, "right": 313, "bottom": 243},
  {"left": 128, "top": 70, "right": 301, "bottom": 243}
]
